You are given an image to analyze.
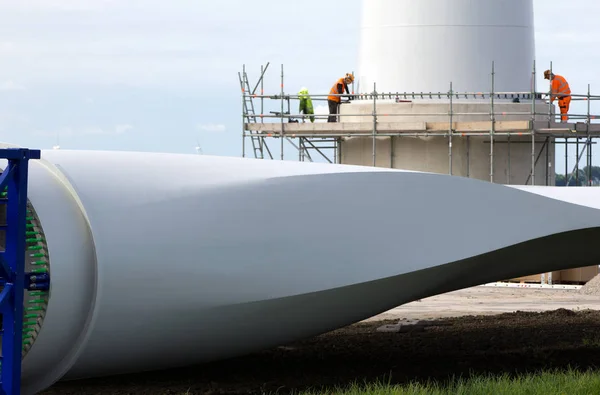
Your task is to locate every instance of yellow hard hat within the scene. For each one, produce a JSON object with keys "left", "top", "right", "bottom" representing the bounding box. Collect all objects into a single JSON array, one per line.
[{"left": 298, "top": 87, "right": 309, "bottom": 99}]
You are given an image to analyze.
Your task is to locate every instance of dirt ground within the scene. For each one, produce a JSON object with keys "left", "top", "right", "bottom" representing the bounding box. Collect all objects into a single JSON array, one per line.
[{"left": 41, "top": 286, "right": 600, "bottom": 395}]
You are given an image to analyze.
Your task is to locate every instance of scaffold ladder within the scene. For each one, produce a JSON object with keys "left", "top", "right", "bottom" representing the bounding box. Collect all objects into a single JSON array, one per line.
[{"left": 238, "top": 66, "right": 273, "bottom": 160}]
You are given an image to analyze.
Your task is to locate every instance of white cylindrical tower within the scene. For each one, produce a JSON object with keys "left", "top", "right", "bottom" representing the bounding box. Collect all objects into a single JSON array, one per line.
[{"left": 356, "top": 0, "right": 535, "bottom": 94}]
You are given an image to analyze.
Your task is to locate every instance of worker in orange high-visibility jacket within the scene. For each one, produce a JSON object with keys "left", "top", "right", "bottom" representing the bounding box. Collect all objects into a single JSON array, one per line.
[
  {"left": 327, "top": 73, "right": 354, "bottom": 122},
  {"left": 544, "top": 70, "right": 571, "bottom": 122}
]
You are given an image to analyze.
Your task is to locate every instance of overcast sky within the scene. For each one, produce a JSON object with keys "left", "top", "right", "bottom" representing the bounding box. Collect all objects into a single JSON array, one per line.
[{"left": 0, "top": 0, "right": 598, "bottom": 173}]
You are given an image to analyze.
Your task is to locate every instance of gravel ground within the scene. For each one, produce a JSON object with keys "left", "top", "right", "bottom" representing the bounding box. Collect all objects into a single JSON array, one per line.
[
  {"left": 580, "top": 274, "right": 600, "bottom": 295},
  {"left": 40, "top": 287, "right": 600, "bottom": 395}
]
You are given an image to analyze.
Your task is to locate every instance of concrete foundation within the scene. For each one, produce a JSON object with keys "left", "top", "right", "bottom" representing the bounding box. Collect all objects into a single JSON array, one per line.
[
  {"left": 339, "top": 100, "right": 553, "bottom": 123},
  {"left": 338, "top": 101, "right": 556, "bottom": 185},
  {"left": 340, "top": 135, "right": 555, "bottom": 185}
]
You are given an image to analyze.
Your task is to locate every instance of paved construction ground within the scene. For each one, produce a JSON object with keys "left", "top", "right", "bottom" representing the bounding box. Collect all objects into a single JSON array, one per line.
[
  {"left": 365, "top": 284, "right": 600, "bottom": 321},
  {"left": 42, "top": 285, "right": 600, "bottom": 395}
]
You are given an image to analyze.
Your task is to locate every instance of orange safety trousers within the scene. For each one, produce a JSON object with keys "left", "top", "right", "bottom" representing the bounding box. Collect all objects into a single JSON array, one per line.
[
  {"left": 558, "top": 96, "right": 571, "bottom": 122},
  {"left": 551, "top": 75, "right": 571, "bottom": 122}
]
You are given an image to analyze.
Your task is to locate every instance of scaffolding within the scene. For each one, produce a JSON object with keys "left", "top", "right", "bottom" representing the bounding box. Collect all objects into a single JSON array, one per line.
[{"left": 240, "top": 62, "right": 600, "bottom": 186}]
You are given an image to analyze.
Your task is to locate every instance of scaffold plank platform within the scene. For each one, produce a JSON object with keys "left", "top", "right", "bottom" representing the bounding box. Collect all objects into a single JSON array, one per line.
[{"left": 245, "top": 121, "right": 600, "bottom": 137}]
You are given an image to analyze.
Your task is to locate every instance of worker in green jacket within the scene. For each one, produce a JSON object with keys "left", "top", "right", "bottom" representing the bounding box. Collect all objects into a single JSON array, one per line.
[{"left": 298, "top": 87, "right": 315, "bottom": 123}]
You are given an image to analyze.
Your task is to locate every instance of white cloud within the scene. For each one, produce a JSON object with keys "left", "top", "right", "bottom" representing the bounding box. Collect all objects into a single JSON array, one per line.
[
  {"left": 5, "top": 0, "right": 119, "bottom": 12},
  {"left": 83, "top": 124, "right": 134, "bottom": 135},
  {"left": 197, "top": 123, "right": 226, "bottom": 133},
  {"left": 0, "top": 0, "right": 356, "bottom": 89},
  {"left": 33, "top": 124, "right": 134, "bottom": 137},
  {"left": 115, "top": 124, "right": 133, "bottom": 134},
  {"left": 32, "top": 127, "right": 70, "bottom": 138},
  {"left": 314, "top": 105, "right": 329, "bottom": 123},
  {"left": 80, "top": 127, "right": 104, "bottom": 135},
  {"left": 0, "top": 81, "right": 26, "bottom": 91},
  {"left": 0, "top": 42, "right": 16, "bottom": 53},
  {"left": 0, "top": 111, "right": 30, "bottom": 127}
]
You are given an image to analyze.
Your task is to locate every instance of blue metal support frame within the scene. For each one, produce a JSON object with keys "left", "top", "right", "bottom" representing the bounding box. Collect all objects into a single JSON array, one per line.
[{"left": 0, "top": 148, "right": 41, "bottom": 395}]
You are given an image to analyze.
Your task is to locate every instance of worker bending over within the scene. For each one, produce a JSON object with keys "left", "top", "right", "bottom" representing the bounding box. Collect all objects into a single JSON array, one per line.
[
  {"left": 327, "top": 73, "right": 354, "bottom": 122},
  {"left": 298, "top": 87, "right": 315, "bottom": 123},
  {"left": 544, "top": 70, "right": 571, "bottom": 123}
]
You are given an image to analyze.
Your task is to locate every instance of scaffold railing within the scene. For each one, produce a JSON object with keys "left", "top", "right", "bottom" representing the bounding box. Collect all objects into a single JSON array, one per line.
[{"left": 242, "top": 89, "right": 600, "bottom": 123}]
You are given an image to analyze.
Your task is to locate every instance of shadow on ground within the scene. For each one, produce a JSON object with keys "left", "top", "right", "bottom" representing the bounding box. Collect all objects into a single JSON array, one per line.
[{"left": 41, "top": 309, "right": 600, "bottom": 394}]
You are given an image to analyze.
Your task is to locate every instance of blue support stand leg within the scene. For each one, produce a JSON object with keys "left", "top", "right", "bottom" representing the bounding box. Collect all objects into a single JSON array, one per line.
[{"left": 0, "top": 148, "right": 41, "bottom": 395}]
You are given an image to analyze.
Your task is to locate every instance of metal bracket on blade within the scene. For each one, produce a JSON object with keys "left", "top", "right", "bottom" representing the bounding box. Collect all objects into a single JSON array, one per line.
[{"left": 25, "top": 273, "right": 50, "bottom": 291}]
